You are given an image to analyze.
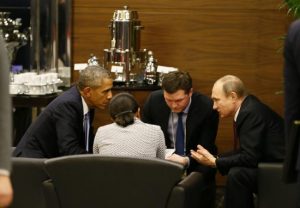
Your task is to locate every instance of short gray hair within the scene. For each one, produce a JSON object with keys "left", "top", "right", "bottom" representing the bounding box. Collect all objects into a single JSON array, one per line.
[
  {"left": 77, "top": 65, "right": 111, "bottom": 90},
  {"left": 217, "top": 75, "right": 248, "bottom": 98}
]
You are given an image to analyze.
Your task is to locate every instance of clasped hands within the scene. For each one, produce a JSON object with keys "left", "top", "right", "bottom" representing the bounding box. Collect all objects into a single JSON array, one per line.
[
  {"left": 165, "top": 153, "right": 189, "bottom": 166},
  {"left": 165, "top": 145, "right": 216, "bottom": 168},
  {"left": 190, "top": 145, "right": 216, "bottom": 168}
]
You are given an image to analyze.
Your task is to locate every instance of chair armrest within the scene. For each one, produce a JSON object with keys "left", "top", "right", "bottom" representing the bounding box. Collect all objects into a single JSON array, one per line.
[
  {"left": 167, "top": 186, "right": 185, "bottom": 208},
  {"left": 42, "top": 179, "right": 60, "bottom": 208},
  {"left": 178, "top": 172, "right": 206, "bottom": 208},
  {"left": 258, "top": 163, "right": 298, "bottom": 208},
  {"left": 179, "top": 171, "right": 204, "bottom": 189}
]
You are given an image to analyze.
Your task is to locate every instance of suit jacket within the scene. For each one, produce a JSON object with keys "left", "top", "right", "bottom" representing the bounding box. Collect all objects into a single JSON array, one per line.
[
  {"left": 13, "top": 86, "right": 94, "bottom": 158},
  {"left": 142, "top": 90, "right": 219, "bottom": 179},
  {"left": 0, "top": 35, "right": 12, "bottom": 172},
  {"left": 216, "top": 95, "right": 285, "bottom": 175},
  {"left": 283, "top": 19, "right": 300, "bottom": 182}
]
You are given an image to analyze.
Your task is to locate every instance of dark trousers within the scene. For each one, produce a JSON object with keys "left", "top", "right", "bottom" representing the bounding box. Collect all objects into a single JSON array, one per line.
[
  {"left": 199, "top": 180, "right": 216, "bottom": 208},
  {"left": 224, "top": 167, "right": 257, "bottom": 208},
  {"left": 297, "top": 172, "right": 300, "bottom": 208}
]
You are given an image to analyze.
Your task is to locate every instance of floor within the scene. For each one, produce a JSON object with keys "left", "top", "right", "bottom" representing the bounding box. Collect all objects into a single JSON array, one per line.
[
  {"left": 214, "top": 186, "right": 258, "bottom": 208},
  {"left": 215, "top": 186, "right": 225, "bottom": 208}
]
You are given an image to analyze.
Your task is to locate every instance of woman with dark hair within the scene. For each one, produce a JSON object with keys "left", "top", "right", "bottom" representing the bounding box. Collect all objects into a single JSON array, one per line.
[{"left": 93, "top": 92, "right": 165, "bottom": 159}]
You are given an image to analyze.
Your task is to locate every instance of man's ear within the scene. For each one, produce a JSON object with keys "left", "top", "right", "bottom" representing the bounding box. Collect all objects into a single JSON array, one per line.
[
  {"left": 230, "top": 91, "right": 238, "bottom": 100},
  {"left": 82, "top": 87, "right": 92, "bottom": 97},
  {"left": 188, "top": 88, "right": 193, "bottom": 96},
  {"left": 136, "top": 107, "right": 141, "bottom": 119}
]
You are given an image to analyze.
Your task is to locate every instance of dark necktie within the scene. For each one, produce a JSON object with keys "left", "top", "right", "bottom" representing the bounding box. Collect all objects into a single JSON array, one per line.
[
  {"left": 233, "top": 121, "right": 239, "bottom": 150},
  {"left": 175, "top": 112, "right": 185, "bottom": 155},
  {"left": 83, "top": 112, "right": 90, "bottom": 152}
]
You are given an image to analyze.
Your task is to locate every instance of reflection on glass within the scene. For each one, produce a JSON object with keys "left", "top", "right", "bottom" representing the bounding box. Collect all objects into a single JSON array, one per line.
[
  {"left": 31, "top": 0, "right": 71, "bottom": 86},
  {"left": 0, "top": 0, "right": 71, "bottom": 87}
]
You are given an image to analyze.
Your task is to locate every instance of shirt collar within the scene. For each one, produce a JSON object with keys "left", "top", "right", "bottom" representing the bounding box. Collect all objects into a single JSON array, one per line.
[
  {"left": 81, "top": 96, "right": 89, "bottom": 115},
  {"left": 234, "top": 96, "right": 248, "bottom": 122},
  {"left": 234, "top": 105, "right": 241, "bottom": 122},
  {"left": 183, "top": 96, "right": 192, "bottom": 114}
]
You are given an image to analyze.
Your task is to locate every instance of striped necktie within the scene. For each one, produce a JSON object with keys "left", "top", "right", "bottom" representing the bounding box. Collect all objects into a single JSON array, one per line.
[{"left": 83, "top": 112, "right": 90, "bottom": 152}]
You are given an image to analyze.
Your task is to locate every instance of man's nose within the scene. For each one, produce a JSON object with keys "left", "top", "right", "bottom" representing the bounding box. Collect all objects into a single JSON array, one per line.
[
  {"left": 171, "top": 102, "right": 178, "bottom": 109},
  {"left": 107, "top": 90, "right": 113, "bottom": 99},
  {"left": 213, "top": 103, "right": 217, "bottom": 110}
]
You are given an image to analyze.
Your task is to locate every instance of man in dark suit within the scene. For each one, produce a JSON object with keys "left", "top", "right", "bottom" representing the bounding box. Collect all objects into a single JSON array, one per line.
[
  {"left": 142, "top": 71, "right": 219, "bottom": 207},
  {"left": 0, "top": 34, "right": 13, "bottom": 208},
  {"left": 190, "top": 75, "right": 285, "bottom": 208},
  {"left": 283, "top": 19, "right": 300, "bottom": 207},
  {"left": 13, "top": 65, "right": 113, "bottom": 158}
]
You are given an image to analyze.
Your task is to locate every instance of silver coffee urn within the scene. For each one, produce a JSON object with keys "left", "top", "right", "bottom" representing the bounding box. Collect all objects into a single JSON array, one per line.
[{"left": 103, "top": 6, "right": 158, "bottom": 86}]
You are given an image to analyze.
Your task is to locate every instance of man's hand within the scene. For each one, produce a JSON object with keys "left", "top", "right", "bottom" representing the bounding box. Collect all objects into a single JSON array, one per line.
[
  {"left": 0, "top": 175, "right": 13, "bottom": 207},
  {"left": 166, "top": 153, "right": 189, "bottom": 166},
  {"left": 190, "top": 145, "right": 216, "bottom": 167}
]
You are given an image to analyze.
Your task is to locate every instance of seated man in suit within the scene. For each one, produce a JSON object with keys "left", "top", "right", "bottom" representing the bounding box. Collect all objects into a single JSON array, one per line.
[
  {"left": 142, "top": 71, "right": 219, "bottom": 208},
  {"left": 13, "top": 65, "right": 113, "bottom": 158},
  {"left": 191, "top": 75, "right": 285, "bottom": 208}
]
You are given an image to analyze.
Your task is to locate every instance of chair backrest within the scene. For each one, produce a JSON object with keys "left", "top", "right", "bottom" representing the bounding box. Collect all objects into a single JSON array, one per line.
[
  {"left": 10, "top": 157, "right": 48, "bottom": 208},
  {"left": 45, "top": 154, "right": 185, "bottom": 208},
  {"left": 257, "top": 163, "right": 298, "bottom": 208}
]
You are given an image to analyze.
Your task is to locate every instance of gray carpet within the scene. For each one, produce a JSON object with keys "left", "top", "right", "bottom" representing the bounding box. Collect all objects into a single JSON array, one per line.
[{"left": 215, "top": 186, "right": 225, "bottom": 208}]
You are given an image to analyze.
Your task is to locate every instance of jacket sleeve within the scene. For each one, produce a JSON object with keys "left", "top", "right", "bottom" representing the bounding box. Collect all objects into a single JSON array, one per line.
[
  {"left": 284, "top": 20, "right": 300, "bottom": 133},
  {"left": 54, "top": 103, "right": 87, "bottom": 155},
  {"left": 216, "top": 114, "right": 264, "bottom": 175}
]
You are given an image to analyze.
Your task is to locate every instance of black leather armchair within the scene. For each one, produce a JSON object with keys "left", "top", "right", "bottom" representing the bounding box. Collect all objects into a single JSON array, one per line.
[
  {"left": 257, "top": 163, "right": 298, "bottom": 208},
  {"left": 10, "top": 157, "right": 48, "bottom": 208},
  {"left": 44, "top": 155, "right": 205, "bottom": 208}
]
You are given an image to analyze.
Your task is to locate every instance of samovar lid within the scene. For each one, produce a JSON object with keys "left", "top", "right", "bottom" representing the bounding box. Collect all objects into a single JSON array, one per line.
[{"left": 112, "top": 6, "right": 138, "bottom": 21}]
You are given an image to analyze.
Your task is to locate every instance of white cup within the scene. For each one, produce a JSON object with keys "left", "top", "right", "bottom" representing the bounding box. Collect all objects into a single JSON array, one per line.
[
  {"left": 25, "top": 84, "right": 46, "bottom": 95},
  {"left": 9, "top": 84, "right": 24, "bottom": 94}
]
